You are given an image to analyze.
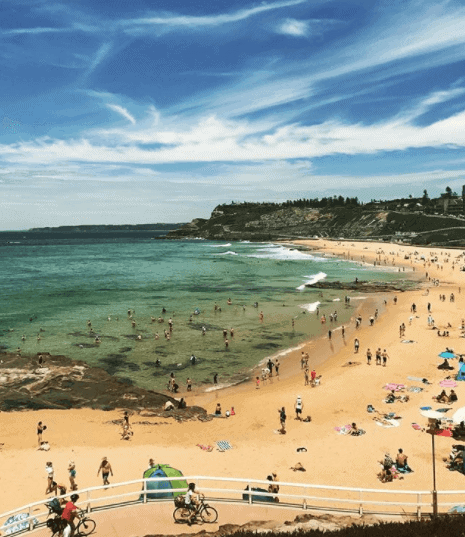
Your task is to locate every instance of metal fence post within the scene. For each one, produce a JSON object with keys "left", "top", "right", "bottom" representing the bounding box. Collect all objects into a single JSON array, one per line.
[
  {"left": 359, "top": 490, "right": 363, "bottom": 516},
  {"left": 28, "top": 506, "right": 33, "bottom": 531},
  {"left": 248, "top": 483, "right": 252, "bottom": 505},
  {"left": 86, "top": 490, "right": 91, "bottom": 513},
  {"left": 143, "top": 479, "right": 147, "bottom": 503},
  {"left": 417, "top": 493, "right": 422, "bottom": 520},
  {"left": 302, "top": 487, "right": 307, "bottom": 509}
]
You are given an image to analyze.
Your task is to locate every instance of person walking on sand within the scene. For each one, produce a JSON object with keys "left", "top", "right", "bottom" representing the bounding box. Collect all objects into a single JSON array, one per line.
[
  {"left": 366, "top": 348, "right": 372, "bottom": 365},
  {"left": 354, "top": 338, "right": 360, "bottom": 353},
  {"left": 186, "top": 377, "right": 192, "bottom": 391},
  {"left": 45, "top": 461, "right": 54, "bottom": 494},
  {"left": 37, "top": 421, "right": 46, "bottom": 447},
  {"left": 278, "top": 407, "right": 286, "bottom": 433},
  {"left": 310, "top": 369, "right": 317, "bottom": 386},
  {"left": 382, "top": 349, "right": 389, "bottom": 367},
  {"left": 375, "top": 348, "right": 382, "bottom": 365},
  {"left": 275, "top": 359, "right": 280, "bottom": 378},
  {"left": 68, "top": 461, "right": 77, "bottom": 491},
  {"left": 97, "top": 457, "right": 113, "bottom": 486},
  {"left": 294, "top": 396, "right": 303, "bottom": 421},
  {"left": 304, "top": 368, "right": 309, "bottom": 386}
]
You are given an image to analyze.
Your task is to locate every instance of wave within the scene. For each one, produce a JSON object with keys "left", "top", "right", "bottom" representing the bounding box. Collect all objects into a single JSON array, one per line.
[
  {"left": 299, "top": 301, "right": 321, "bottom": 312},
  {"left": 212, "top": 251, "right": 238, "bottom": 256},
  {"left": 247, "top": 244, "right": 315, "bottom": 261},
  {"left": 296, "top": 271, "right": 327, "bottom": 291},
  {"left": 209, "top": 243, "right": 232, "bottom": 248}
]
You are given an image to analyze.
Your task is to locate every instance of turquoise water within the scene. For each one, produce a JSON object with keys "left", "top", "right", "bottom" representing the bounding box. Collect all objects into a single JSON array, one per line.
[{"left": 0, "top": 236, "right": 412, "bottom": 391}]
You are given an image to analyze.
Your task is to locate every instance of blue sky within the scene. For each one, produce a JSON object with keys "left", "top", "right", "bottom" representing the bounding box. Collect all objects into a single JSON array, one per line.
[{"left": 2, "top": 0, "right": 465, "bottom": 229}]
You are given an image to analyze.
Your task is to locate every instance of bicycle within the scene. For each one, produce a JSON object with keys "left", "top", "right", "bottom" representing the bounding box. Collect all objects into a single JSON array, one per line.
[
  {"left": 46, "top": 507, "right": 96, "bottom": 537},
  {"left": 173, "top": 497, "right": 218, "bottom": 524}
]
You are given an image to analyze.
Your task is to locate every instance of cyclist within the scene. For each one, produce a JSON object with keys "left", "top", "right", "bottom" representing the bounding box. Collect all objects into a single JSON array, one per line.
[
  {"left": 185, "top": 483, "right": 203, "bottom": 526},
  {"left": 61, "top": 494, "right": 79, "bottom": 537}
]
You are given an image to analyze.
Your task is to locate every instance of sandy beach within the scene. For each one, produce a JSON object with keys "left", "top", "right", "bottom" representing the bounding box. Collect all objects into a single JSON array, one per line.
[{"left": 2, "top": 239, "right": 465, "bottom": 530}]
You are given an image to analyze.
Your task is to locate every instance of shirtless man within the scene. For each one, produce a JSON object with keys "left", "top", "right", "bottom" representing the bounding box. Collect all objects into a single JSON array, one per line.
[{"left": 97, "top": 457, "right": 113, "bottom": 486}]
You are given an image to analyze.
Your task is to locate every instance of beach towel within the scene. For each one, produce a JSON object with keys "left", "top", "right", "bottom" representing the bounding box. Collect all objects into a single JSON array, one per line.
[
  {"left": 375, "top": 419, "right": 401, "bottom": 428},
  {"left": 334, "top": 424, "right": 352, "bottom": 434},
  {"left": 420, "top": 406, "right": 432, "bottom": 410},
  {"left": 396, "top": 464, "right": 413, "bottom": 474},
  {"left": 401, "top": 340, "right": 416, "bottom": 344},
  {"left": 411, "top": 423, "right": 422, "bottom": 430},
  {"left": 408, "top": 386, "right": 423, "bottom": 393},
  {"left": 384, "top": 383, "right": 405, "bottom": 391},
  {"left": 436, "top": 429, "right": 453, "bottom": 437},
  {"left": 216, "top": 440, "right": 233, "bottom": 451},
  {"left": 196, "top": 444, "right": 213, "bottom": 452},
  {"left": 436, "top": 408, "right": 452, "bottom": 413},
  {"left": 2, "top": 514, "right": 39, "bottom": 535},
  {"left": 408, "top": 376, "right": 430, "bottom": 384}
]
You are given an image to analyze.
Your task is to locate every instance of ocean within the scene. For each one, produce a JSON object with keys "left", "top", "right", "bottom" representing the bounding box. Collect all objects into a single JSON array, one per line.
[{"left": 0, "top": 234, "right": 414, "bottom": 391}]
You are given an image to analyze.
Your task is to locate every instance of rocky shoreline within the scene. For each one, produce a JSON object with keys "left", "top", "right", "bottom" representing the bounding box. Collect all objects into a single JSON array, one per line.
[
  {"left": 0, "top": 351, "right": 207, "bottom": 418},
  {"left": 307, "top": 280, "right": 417, "bottom": 292}
]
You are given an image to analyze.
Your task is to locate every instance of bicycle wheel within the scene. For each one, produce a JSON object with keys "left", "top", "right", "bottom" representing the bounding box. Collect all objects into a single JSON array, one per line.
[
  {"left": 201, "top": 505, "right": 218, "bottom": 523},
  {"left": 76, "top": 518, "right": 96, "bottom": 536},
  {"left": 173, "top": 507, "right": 191, "bottom": 523}
]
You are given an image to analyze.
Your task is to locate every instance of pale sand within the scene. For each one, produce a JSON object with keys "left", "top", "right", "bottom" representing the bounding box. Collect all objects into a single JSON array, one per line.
[{"left": 2, "top": 240, "right": 465, "bottom": 527}]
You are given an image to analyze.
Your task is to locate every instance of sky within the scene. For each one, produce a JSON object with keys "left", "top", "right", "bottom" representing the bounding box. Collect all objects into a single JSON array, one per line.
[{"left": 2, "top": 0, "right": 465, "bottom": 229}]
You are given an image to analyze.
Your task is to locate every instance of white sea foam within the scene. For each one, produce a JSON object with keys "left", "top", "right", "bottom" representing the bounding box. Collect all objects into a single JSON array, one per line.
[
  {"left": 209, "top": 243, "right": 232, "bottom": 248},
  {"left": 296, "top": 271, "right": 327, "bottom": 291},
  {"left": 262, "top": 342, "right": 307, "bottom": 362},
  {"left": 247, "top": 244, "right": 316, "bottom": 261},
  {"left": 333, "top": 298, "right": 341, "bottom": 302},
  {"left": 213, "top": 251, "right": 238, "bottom": 256},
  {"left": 299, "top": 301, "right": 321, "bottom": 312}
]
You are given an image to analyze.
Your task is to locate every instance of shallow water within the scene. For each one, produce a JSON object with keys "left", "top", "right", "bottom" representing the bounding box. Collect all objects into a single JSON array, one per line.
[{"left": 0, "top": 236, "right": 414, "bottom": 391}]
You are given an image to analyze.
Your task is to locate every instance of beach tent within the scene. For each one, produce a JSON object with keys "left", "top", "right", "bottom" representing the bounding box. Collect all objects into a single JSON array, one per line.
[
  {"left": 142, "top": 464, "right": 187, "bottom": 499},
  {"left": 457, "top": 364, "right": 465, "bottom": 381}
]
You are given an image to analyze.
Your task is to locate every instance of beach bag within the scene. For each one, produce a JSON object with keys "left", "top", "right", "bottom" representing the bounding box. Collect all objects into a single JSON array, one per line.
[{"left": 174, "top": 495, "right": 185, "bottom": 507}]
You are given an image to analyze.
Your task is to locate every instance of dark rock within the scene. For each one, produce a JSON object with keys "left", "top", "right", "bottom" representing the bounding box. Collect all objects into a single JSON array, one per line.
[{"left": 0, "top": 351, "right": 206, "bottom": 415}]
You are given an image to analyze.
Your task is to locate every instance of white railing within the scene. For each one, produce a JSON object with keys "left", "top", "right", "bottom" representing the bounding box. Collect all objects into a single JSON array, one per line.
[{"left": 1, "top": 475, "right": 463, "bottom": 534}]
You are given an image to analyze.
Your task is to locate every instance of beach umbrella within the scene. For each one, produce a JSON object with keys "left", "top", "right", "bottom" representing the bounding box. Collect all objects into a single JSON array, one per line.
[
  {"left": 452, "top": 406, "right": 465, "bottom": 424},
  {"left": 440, "top": 379, "right": 458, "bottom": 387},
  {"left": 449, "top": 505, "right": 465, "bottom": 514},
  {"left": 420, "top": 410, "right": 448, "bottom": 420},
  {"left": 439, "top": 352, "right": 456, "bottom": 359}
]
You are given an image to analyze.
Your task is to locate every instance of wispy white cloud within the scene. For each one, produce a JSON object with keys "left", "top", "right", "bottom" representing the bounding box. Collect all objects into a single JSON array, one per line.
[
  {"left": 84, "top": 42, "right": 112, "bottom": 78},
  {"left": 2, "top": 93, "right": 465, "bottom": 166},
  {"left": 106, "top": 104, "right": 136, "bottom": 125},
  {"left": 276, "top": 19, "right": 309, "bottom": 37},
  {"left": 121, "top": 0, "right": 308, "bottom": 32},
  {"left": 2, "top": 27, "right": 70, "bottom": 36}
]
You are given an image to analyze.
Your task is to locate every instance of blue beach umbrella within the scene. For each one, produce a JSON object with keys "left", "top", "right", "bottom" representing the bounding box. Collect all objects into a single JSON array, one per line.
[
  {"left": 439, "top": 352, "right": 456, "bottom": 359},
  {"left": 449, "top": 505, "right": 465, "bottom": 514}
]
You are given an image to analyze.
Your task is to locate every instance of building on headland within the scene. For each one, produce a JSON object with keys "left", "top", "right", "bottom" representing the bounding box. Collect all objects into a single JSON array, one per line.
[{"left": 434, "top": 195, "right": 463, "bottom": 216}]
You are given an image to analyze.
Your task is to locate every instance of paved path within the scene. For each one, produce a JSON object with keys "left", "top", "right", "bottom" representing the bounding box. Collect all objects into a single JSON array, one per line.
[{"left": 33, "top": 502, "right": 305, "bottom": 537}]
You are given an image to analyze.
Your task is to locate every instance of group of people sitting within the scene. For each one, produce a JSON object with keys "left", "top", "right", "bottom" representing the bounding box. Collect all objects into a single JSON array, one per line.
[
  {"left": 444, "top": 444, "right": 465, "bottom": 471},
  {"left": 378, "top": 449, "right": 412, "bottom": 482},
  {"left": 384, "top": 390, "right": 409, "bottom": 404},
  {"left": 433, "top": 389, "right": 458, "bottom": 404}
]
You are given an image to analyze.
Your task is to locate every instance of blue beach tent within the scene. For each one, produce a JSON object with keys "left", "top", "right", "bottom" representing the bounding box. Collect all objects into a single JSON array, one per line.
[
  {"left": 142, "top": 464, "right": 187, "bottom": 499},
  {"left": 457, "top": 364, "right": 465, "bottom": 381}
]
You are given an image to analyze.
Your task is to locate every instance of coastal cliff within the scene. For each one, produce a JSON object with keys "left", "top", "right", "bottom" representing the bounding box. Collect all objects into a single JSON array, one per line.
[{"left": 167, "top": 203, "right": 465, "bottom": 244}]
